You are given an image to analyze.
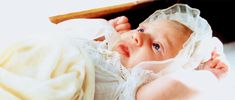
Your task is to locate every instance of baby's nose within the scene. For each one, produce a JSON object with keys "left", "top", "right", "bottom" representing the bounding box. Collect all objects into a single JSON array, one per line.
[{"left": 131, "top": 31, "right": 144, "bottom": 46}]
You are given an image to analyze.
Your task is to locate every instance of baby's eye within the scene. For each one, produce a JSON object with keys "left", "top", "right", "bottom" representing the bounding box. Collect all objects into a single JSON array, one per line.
[
  {"left": 152, "top": 43, "right": 160, "bottom": 51},
  {"left": 137, "top": 28, "right": 145, "bottom": 32}
]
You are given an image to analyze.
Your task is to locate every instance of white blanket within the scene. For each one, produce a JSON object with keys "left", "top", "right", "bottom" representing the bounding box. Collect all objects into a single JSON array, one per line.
[
  {"left": 0, "top": 19, "right": 114, "bottom": 100},
  {"left": 0, "top": 33, "right": 96, "bottom": 100},
  {"left": 0, "top": 18, "right": 118, "bottom": 100}
]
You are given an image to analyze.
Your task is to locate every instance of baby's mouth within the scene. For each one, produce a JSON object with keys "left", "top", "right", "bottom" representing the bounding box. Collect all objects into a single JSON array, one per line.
[{"left": 117, "top": 44, "right": 130, "bottom": 57}]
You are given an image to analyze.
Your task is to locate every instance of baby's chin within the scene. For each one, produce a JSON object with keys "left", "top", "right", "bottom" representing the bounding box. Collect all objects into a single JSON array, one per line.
[{"left": 119, "top": 54, "right": 131, "bottom": 68}]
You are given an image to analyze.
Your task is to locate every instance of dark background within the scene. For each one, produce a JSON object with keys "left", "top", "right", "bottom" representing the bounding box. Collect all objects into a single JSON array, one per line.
[{"left": 103, "top": 0, "right": 235, "bottom": 43}]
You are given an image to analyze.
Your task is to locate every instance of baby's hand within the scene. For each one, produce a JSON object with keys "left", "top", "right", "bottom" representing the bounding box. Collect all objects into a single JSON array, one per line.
[
  {"left": 95, "top": 16, "right": 130, "bottom": 41},
  {"left": 108, "top": 16, "right": 131, "bottom": 33},
  {"left": 196, "top": 50, "right": 229, "bottom": 79}
]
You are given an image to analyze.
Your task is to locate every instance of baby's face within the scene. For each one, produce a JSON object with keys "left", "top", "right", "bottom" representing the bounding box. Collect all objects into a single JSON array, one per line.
[{"left": 113, "top": 19, "right": 192, "bottom": 68}]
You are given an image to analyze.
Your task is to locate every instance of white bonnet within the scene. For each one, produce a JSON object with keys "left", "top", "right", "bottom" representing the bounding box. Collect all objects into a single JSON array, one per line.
[
  {"left": 135, "top": 4, "right": 223, "bottom": 74},
  {"left": 142, "top": 3, "right": 212, "bottom": 43}
]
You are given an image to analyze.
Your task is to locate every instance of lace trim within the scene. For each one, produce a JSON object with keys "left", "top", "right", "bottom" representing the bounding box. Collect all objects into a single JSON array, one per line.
[{"left": 79, "top": 41, "right": 130, "bottom": 80}]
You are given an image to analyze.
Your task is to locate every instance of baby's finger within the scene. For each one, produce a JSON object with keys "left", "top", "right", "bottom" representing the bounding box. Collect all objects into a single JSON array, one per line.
[
  {"left": 109, "top": 16, "right": 123, "bottom": 26},
  {"left": 108, "top": 19, "right": 118, "bottom": 27},
  {"left": 211, "top": 50, "right": 219, "bottom": 60},
  {"left": 117, "top": 16, "right": 129, "bottom": 24},
  {"left": 115, "top": 23, "right": 131, "bottom": 32},
  {"left": 210, "top": 58, "right": 220, "bottom": 68},
  {"left": 216, "top": 61, "right": 228, "bottom": 72},
  {"left": 195, "top": 63, "right": 205, "bottom": 70}
]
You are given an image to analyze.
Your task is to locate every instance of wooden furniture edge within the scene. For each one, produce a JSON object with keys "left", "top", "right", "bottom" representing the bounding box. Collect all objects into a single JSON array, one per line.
[{"left": 49, "top": 0, "right": 154, "bottom": 24}]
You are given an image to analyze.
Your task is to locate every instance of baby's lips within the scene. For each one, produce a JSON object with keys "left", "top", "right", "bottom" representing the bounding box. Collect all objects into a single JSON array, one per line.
[{"left": 117, "top": 43, "right": 130, "bottom": 57}]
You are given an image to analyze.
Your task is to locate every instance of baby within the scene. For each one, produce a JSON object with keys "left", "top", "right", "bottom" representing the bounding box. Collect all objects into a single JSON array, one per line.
[
  {"left": 109, "top": 17, "right": 227, "bottom": 79},
  {"left": 110, "top": 18, "right": 227, "bottom": 100},
  {"left": 106, "top": 4, "right": 229, "bottom": 100}
]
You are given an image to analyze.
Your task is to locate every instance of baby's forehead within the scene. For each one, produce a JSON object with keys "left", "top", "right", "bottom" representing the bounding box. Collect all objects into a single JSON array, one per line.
[
  {"left": 142, "top": 19, "right": 192, "bottom": 35},
  {"left": 143, "top": 19, "right": 185, "bottom": 28}
]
